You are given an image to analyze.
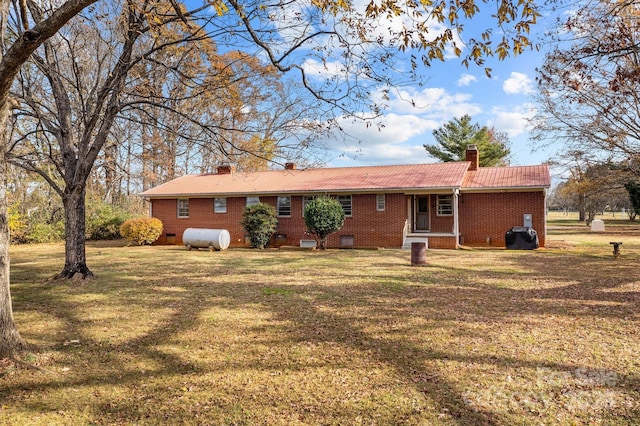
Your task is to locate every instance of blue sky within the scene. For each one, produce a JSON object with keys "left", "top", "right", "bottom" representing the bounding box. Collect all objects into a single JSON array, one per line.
[
  {"left": 300, "top": 3, "right": 564, "bottom": 169},
  {"left": 324, "top": 44, "right": 555, "bottom": 168},
  {"left": 198, "top": 0, "right": 563, "bottom": 170}
]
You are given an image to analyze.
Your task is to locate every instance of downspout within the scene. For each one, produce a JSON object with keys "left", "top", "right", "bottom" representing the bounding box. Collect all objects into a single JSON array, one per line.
[{"left": 453, "top": 188, "right": 460, "bottom": 248}]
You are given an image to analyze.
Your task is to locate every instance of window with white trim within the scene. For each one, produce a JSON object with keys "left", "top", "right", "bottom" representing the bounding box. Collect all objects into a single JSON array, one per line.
[
  {"left": 336, "top": 195, "right": 352, "bottom": 217},
  {"left": 376, "top": 194, "right": 385, "bottom": 211},
  {"left": 246, "top": 196, "right": 260, "bottom": 207},
  {"left": 177, "top": 198, "right": 189, "bottom": 218},
  {"left": 214, "top": 198, "right": 227, "bottom": 213},
  {"left": 302, "top": 195, "right": 352, "bottom": 216},
  {"left": 437, "top": 194, "right": 453, "bottom": 216},
  {"left": 277, "top": 196, "right": 291, "bottom": 217}
]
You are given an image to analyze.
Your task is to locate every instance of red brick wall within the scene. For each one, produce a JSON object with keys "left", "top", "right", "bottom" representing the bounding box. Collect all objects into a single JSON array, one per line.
[
  {"left": 151, "top": 193, "right": 408, "bottom": 248},
  {"left": 423, "top": 237, "right": 457, "bottom": 249},
  {"left": 151, "top": 198, "right": 248, "bottom": 245},
  {"left": 150, "top": 190, "right": 546, "bottom": 249},
  {"left": 331, "top": 193, "right": 407, "bottom": 248},
  {"left": 458, "top": 191, "right": 546, "bottom": 247},
  {"left": 429, "top": 196, "right": 455, "bottom": 233}
]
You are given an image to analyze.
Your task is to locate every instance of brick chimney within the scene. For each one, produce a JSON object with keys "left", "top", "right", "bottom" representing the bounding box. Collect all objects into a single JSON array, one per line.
[
  {"left": 465, "top": 144, "right": 479, "bottom": 171},
  {"left": 284, "top": 162, "right": 296, "bottom": 170},
  {"left": 217, "top": 163, "right": 233, "bottom": 174}
]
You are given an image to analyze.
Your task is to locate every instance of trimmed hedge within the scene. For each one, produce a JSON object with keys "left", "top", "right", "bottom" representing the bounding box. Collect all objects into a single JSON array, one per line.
[
  {"left": 120, "top": 217, "right": 163, "bottom": 245},
  {"left": 241, "top": 203, "right": 278, "bottom": 249},
  {"left": 304, "top": 196, "right": 345, "bottom": 250}
]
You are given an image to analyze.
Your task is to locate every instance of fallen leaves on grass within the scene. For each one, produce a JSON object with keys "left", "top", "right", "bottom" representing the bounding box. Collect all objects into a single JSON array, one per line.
[{"left": 2, "top": 240, "right": 639, "bottom": 425}]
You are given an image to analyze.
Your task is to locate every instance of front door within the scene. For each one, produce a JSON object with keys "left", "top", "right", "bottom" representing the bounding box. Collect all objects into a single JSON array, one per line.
[{"left": 414, "top": 195, "right": 429, "bottom": 231}]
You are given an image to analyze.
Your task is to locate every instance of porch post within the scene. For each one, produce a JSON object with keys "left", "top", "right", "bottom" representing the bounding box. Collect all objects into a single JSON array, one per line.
[
  {"left": 407, "top": 195, "right": 412, "bottom": 233},
  {"left": 543, "top": 187, "right": 548, "bottom": 248},
  {"left": 453, "top": 189, "right": 460, "bottom": 248}
]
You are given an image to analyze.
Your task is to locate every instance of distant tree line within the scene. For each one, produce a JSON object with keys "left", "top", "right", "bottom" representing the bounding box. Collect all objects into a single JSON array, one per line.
[{"left": 547, "top": 153, "right": 640, "bottom": 224}]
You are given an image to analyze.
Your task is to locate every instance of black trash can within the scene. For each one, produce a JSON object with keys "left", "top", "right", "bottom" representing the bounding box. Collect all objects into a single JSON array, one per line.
[{"left": 505, "top": 226, "right": 539, "bottom": 250}]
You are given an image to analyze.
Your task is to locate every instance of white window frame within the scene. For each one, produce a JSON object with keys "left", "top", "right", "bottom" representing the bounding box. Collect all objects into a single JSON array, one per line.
[
  {"left": 246, "top": 196, "right": 260, "bottom": 207},
  {"left": 214, "top": 197, "right": 227, "bottom": 213},
  {"left": 336, "top": 195, "right": 352, "bottom": 217},
  {"left": 277, "top": 196, "right": 291, "bottom": 217},
  {"left": 437, "top": 194, "right": 453, "bottom": 216},
  {"left": 177, "top": 198, "right": 189, "bottom": 218},
  {"left": 376, "top": 194, "right": 385, "bottom": 211}
]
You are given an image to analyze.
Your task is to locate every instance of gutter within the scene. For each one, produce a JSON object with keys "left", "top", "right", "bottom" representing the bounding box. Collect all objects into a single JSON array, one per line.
[
  {"left": 140, "top": 186, "right": 464, "bottom": 199},
  {"left": 460, "top": 186, "right": 550, "bottom": 193}
]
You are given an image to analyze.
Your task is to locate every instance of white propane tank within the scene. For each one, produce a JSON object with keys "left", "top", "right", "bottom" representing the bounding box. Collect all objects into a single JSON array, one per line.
[{"left": 182, "top": 228, "right": 231, "bottom": 251}]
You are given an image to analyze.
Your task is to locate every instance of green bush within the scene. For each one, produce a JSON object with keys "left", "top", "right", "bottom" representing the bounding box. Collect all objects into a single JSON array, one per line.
[
  {"left": 25, "top": 222, "right": 65, "bottom": 244},
  {"left": 304, "top": 196, "right": 345, "bottom": 250},
  {"left": 86, "top": 202, "right": 132, "bottom": 240},
  {"left": 8, "top": 204, "right": 27, "bottom": 243},
  {"left": 241, "top": 203, "right": 278, "bottom": 249},
  {"left": 120, "top": 217, "right": 164, "bottom": 245},
  {"left": 625, "top": 182, "right": 640, "bottom": 221}
]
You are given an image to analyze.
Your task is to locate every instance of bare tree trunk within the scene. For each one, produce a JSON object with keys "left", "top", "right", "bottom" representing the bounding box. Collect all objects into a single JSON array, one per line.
[
  {"left": 141, "top": 123, "right": 153, "bottom": 191},
  {"left": 125, "top": 138, "right": 132, "bottom": 196},
  {"left": 0, "top": 102, "right": 25, "bottom": 358},
  {"left": 0, "top": 0, "right": 99, "bottom": 358},
  {"left": 56, "top": 184, "right": 93, "bottom": 280},
  {"left": 103, "top": 140, "right": 118, "bottom": 204}
]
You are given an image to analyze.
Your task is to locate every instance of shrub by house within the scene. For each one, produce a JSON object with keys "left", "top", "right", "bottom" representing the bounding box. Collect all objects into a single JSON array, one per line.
[
  {"left": 120, "top": 217, "right": 163, "bottom": 245},
  {"left": 304, "top": 196, "right": 345, "bottom": 250},
  {"left": 241, "top": 203, "right": 278, "bottom": 249}
]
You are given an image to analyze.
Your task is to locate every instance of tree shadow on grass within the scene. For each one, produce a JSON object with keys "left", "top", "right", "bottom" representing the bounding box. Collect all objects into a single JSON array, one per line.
[
  {"left": 3, "top": 261, "right": 504, "bottom": 423},
  {"left": 4, "top": 247, "right": 639, "bottom": 424}
]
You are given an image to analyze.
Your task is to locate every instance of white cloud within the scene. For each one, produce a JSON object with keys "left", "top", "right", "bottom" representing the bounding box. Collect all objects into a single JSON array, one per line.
[
  {"left": 488, "top": 104, "right": 537, "bottom": 137},
  {"left": 326, "top": 85, "right": 486, "bottom": 166},
  {"left": 302, "top": 58, "right": 345, "bottom": 80},
  {"left": 385, "top": 87, "right": 481, "bottom": 119},
  {"left": 332, "top": 143, "right": 430, "bottom": 166},
  {"left": 503, "top": 72, "right": 534, "bottom": 95},
  {"left": 457, "top": 74, "right": 477, "bottom": 87},
  {"left": 350, "top": 0, "right": 465, "bottom": 53},
  {"left": 336, "top": 113, "right": 438, "bottom": 145}
]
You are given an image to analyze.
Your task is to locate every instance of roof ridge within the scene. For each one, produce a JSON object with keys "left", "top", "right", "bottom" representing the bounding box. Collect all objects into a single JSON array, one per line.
[{"left": 194, "top": 161, "right": 469, "bottom": 176}]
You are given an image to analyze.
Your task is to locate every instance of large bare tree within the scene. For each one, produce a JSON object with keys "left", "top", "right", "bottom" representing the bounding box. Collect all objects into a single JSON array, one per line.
[
  {"left": 0, "top": 0, "right": 99, "bottom": 359},
  {"left": 533, "top": 0, "right": 640, "bottom": 167},
  {"left": 8, "top": 1, "right": 217, "bottom": 280},
  {"left": 9, "top": 1, "right": 328, "bottom": 281}
]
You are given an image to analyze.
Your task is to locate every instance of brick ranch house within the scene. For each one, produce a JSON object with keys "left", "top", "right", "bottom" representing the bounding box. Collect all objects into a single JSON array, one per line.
[{"left": 140, "top": 146, "right": 551, "bottom": 249}]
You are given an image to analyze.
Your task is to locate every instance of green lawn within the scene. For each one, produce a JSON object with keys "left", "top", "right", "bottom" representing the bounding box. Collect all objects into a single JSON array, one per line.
[{"left": 2, "top": 224, "right": 639, "bottom": 425}]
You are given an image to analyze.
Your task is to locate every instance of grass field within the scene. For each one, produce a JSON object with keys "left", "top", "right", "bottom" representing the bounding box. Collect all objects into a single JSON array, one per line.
[{"left": 1, "top": 216, "right": 639, "bottom": 425}]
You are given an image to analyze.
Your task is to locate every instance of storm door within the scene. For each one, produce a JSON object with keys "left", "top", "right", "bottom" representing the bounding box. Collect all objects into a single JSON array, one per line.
[{"left": 414, "top": 195, "right": 430, "bottom": 232}]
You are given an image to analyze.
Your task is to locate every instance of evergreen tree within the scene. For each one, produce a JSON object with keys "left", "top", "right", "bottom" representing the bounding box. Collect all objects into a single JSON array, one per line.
[
  {"left": 624, "top": 182, "right": 640, "bottom": 221},
  {"left": 424, "top": 115, "right": 511, "bottom": 167},
  {"left": 241, "top": 203, "right": 278, "bottom": 249}
]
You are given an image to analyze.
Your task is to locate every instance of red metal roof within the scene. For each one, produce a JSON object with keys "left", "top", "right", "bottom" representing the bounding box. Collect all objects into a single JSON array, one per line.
[
  {"left": 461, "top": 165, "right": 551, "bottom": 190},
  {"left": 141, "top": 162, "right": 471, "bottom": 197},
  {"left": 140, "top": 162, "right": 550, "bottom": 198}
]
